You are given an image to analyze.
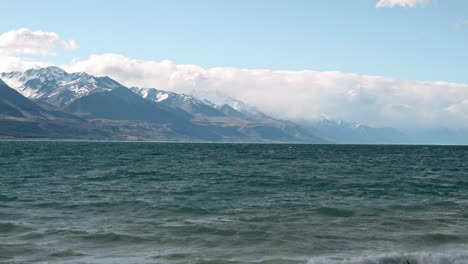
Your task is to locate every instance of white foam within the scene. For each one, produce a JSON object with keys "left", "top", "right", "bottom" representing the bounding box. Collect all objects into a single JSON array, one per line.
[{"left": 307, "top": 251, "right": 468, "bottom": 264}]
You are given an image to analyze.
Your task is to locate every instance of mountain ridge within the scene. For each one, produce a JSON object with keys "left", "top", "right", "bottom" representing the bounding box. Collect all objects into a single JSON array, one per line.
[{"left": 0, "top": 67, "right": 325, "bottom": 143}]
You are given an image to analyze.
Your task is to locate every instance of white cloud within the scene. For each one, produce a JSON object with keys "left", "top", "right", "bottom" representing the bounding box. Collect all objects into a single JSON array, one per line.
[
  {"left": 376, "top": 0, "right": 433, "bottom": 8},
  {"left": 0, "top": 55, "right": 51, "bottom": 72},
  {"left": 0, "top": 28, "right": 78, "bottom": 56},
  {"left": 455, "top": 20, "right": 468, "bottom": 30},
  {"left": 63, "top": 53, "right": 468, "bottom": 129}
]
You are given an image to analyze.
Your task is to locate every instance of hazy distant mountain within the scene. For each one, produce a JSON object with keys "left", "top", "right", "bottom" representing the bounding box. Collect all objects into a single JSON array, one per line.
[
  {"left": 404, "top": 128, "right": 468, "bottom": 145},
  {"left": 301, "top": 116, "right": 408, "bottom": 144},
  {"left": 0, "top": 66, "right": 125, "bottom": 107}
]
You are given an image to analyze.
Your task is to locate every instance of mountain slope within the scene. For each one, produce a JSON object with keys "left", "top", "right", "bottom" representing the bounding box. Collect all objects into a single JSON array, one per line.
[
  {"left": 0, "top": 79, "right": 46, "bottom": 118},
  {"left": 0, "top": 79, "right": 80, "bottom": 120},
  {"left": 0, "top": 80, "right": 113, "bottom": 139},
  {"left": 65, "top": 87, "right": 193, "bottom": 123},
  {"left": 64, "top": 87, "right": 233, "bottom": 140}
]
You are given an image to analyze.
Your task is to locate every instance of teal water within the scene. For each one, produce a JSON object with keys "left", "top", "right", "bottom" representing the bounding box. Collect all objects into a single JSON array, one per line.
[{"left": 1, "top": 142, "right": 468, "bottom": 264}]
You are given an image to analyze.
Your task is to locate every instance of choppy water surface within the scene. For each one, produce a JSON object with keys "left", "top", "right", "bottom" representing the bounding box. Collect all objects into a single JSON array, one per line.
[{"left": 1, "top": 141, "right": 467, "bottom": 263}]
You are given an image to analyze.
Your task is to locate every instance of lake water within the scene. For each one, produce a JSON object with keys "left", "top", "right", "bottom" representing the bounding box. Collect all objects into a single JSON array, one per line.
[{"left": 1, "top": 141, "right": 467, "bottom": 263}]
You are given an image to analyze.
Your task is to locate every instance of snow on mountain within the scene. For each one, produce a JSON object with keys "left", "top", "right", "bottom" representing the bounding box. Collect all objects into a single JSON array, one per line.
[
  {"left": 132, "top": 87, "right": 215, "bottom": 105},
  {"left": 131, "top": 87, "right": 224, "bottom": 117},
  {"left": 0, "top": 66, "right": 125, "bottom": 107}
]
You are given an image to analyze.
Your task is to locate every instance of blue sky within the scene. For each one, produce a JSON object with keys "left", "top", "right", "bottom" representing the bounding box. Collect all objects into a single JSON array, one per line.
[{"left": 1, "top": 0, "right": 467, "bottom": 82}]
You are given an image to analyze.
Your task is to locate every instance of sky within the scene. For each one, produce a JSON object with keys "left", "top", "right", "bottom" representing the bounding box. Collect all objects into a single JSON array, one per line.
[{"left": 0, "top": 0, "right": 468, "bottom": 128}]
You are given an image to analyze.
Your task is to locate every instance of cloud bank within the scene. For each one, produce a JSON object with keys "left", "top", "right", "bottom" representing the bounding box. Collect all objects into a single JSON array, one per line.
[
  {"left": 62, "top": 53, "right": 468, "bottom": 129},
  {"left": 0, "top": 28, "right": 78, "bottom": 56},
  {"left": 376, "top": 0, "right": 433, "bottom": 8}
]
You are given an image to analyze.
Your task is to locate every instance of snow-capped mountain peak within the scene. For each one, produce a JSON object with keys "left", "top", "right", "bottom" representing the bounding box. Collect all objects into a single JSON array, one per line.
[
  {"left": 0, "top": 67, "right": 124, "bottom": 107},
  {"left": 24, "top": 66, "right": 67, "bottom": 78}
]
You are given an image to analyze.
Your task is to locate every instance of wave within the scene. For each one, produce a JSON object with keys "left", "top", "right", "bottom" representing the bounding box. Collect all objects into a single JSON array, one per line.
[
  {"left": 148, "top": 250, "right": 468, "bottom": 264},
  {"left": 31, "top": 200, "right": 151, "bottom": 210},
  {"left": 315, "top": 206, "right": 356, "bottom": 217},
  {"left": 0, "top": 222, "right": 32, "bottom": 234},
  {"left": 78, "top": 231, "right": 148, "bottom": 244},
  {"left": 306, "top": 251, "right": 468, "bottom": 264},
  {"left": 0, "top": 194, "right": 18, "bottom": 202},
  {"left": 16, "top": 228, "right": 148, "bottom": 246},
  {"left": 414, "top": 233, "right": 464, "bottom": 245},
  {"left": 48, "top": 249, "right": 87, "bottom": 257},
  {"left": 148, "top": 251, "right": 468, "bottom": 264}
]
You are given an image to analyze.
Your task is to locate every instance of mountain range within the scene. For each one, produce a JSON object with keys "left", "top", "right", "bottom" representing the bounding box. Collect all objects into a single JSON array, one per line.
[
  {"left": 0, "top": 67, "right": 323, "bottom": 142},
  {"left": 1, "top": 66, "right": 467, "bottom": 144}
]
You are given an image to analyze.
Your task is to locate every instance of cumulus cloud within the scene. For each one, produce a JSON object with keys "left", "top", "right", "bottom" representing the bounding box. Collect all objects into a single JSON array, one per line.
[
  {"left": 0, "top": 28, "right": 78, "bottom": 56},
  {"left": 0, "top": 55, "right": 51, "bottom": 72},
  {"left": 63, "top": 53, "right": 468, "bottom": 129},
  {"left": 376, "top": 0, "right": 433, "bottom": 8}
]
